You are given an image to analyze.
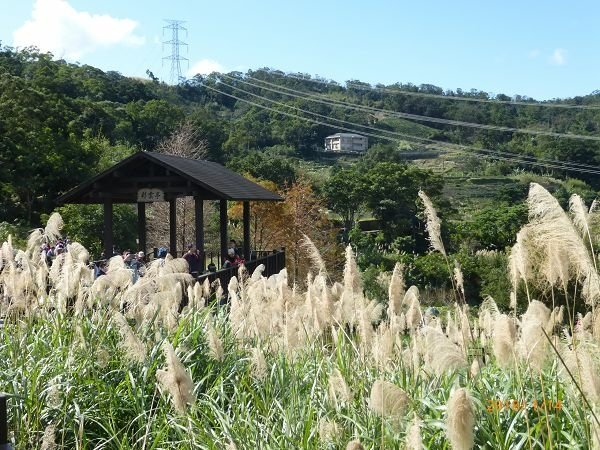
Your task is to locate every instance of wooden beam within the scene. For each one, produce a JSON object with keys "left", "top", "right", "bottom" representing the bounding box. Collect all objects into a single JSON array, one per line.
[
  {"left": 84, "top": 188, "right": 221, "bottom": 200},
  {"left": 220, "top": 200, "right": 228, "bottom": 265},
  {"left": 169, "top": 199, "right": 177, "bottom": 257},
  {"left": 88, "top": 186, "right": 199, "bottom": 194},
  {"left": 243, "top": 201, "right": 251, "bottom": 261},
  {"left": 137, "top": 202, "right": 146, "bottom": 256},
  {"left": 103, "top": 198, "right": 113, "bottom": 258},
  {"left": 195, "top": 197, "right": 204, "bottom": 269}
]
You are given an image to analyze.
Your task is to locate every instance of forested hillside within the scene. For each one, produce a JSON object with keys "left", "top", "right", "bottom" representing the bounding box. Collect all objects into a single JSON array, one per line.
[
  {"left": 3, "top": 44, "right": 600, "bottom": 305},
  {"left": 3, "top": 45, "right": 600, "bottom": 224}
]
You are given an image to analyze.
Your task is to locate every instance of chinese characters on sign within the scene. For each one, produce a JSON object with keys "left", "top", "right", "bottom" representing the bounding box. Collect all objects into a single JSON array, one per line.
[{"left": 137, "top": 189, "right": 164, "bottom": 202}]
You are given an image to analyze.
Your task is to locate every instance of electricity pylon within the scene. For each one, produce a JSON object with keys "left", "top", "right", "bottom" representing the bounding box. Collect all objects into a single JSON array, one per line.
[{"left": 162, "top": 19, "right": 188, "bottom": 84}]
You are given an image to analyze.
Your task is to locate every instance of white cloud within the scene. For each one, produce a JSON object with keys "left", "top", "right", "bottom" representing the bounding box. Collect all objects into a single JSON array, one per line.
[
  {"left": 13, "top": 0, "right": 145, "bottom": 60},
  {"left": 528, "top": 49, "right": 540, "bottom": 59},
  {"left": 549, "top": 48, "right": 567, "bottom": 65},
  {"left": 187, "top": 59, "right": 225, "bottom": 77}
]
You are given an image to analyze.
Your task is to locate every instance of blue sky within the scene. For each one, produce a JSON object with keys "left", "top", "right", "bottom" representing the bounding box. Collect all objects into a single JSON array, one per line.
[{"left": 1, "top": 0, "right": 598, "bottom": 99}]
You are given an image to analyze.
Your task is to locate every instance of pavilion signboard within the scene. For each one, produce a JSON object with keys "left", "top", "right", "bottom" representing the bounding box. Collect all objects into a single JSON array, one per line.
[{"left": 137, "top": 188, "right": 164, "bottom": 202}]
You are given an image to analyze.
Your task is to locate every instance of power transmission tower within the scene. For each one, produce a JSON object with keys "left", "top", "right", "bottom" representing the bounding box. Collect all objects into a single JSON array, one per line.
[{"left": 162, "top": 19, "right": 188, "bottom": 84}]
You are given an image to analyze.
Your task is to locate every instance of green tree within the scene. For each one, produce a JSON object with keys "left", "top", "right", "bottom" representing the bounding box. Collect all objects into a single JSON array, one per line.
[
  {"left": 55, "top": 204, "right": 138, "bottom": 258},
  {"left": 125, "top": 99, "right": 184, "bottom": 149},
  {"left": 228, "top": 150, "right": 297, "bottom": 186},
  {"left": 453, "top": 203, "right": 528, "bottom": 251},
  {"left": 362, "top": 162, "right": 444, "bottom": 246},
  {"left": 323, "top": 167, "right": 366, "bottom": 237},
  {"left": 0, "top": 74, "right": 96, "bottom": 223}
]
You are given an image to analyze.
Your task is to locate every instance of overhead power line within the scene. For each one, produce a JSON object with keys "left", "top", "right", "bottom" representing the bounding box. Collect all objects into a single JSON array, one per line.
[
  {"left": 202, "top": 82, "right": 600, "bottom": 176},
  {"left": 265, "top": 70, "right": 600, "bottom": 110},
  {"left": 219, "top": 73, "right": 600, "bottom": 143},
  {"left": 212, "top": 78, "right": 600, "bottom": 174},
  {"left": 220, "top": 74, "right": 600, "bottom": 172}
]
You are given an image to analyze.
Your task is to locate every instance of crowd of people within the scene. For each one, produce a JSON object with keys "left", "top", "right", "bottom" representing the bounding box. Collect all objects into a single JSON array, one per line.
[
  {"left": 183, "top": 239, "right": 245, "bottom": 275},
  {"left": 35, "top": 236, "right": 251, "bottom": 288},
  {"left": 93, "top": 249, "right": 146, "bottom": 281},
  {"left": 92, "top": 239, "right": 246, "bottom": 283},
  {"left": 41, "top": 239, "right": 71, "bottom": 266}
]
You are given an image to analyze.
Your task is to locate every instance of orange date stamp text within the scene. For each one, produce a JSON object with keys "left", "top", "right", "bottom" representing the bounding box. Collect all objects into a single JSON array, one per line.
[{"left": 485, "top": 399, "right": 563, "bottom": 412}]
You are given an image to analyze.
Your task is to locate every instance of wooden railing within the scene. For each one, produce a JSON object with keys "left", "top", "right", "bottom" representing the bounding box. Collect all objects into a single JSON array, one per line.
[
  {"left": 197, "top": 249, "right": 286, "bottom": 293},
  {"left": 91, "top": 249, "right": 286, "bottom": 295}
]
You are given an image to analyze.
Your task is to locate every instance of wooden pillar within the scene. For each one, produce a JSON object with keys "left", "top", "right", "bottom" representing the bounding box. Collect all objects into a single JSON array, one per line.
[
  {"left": 137, "top": 202, "right": 146, "bottom": 256},
  {"left": 243, "top": 201, "right": 251, "bottom": 261},
  {"left": 195, "top": 197, "right": 204, "bottom": 268},
  {"left": 103, "top": 198, "right": 113, "bottom": 258},
  {"left": 169, "top": 198, "right": 177, "bottom": 257},
  {"left": 219, "top": 199, "right": 228, "bottom": 265},
  {"left": 0, "top": 393, "right": 7, "bottom": 446}
]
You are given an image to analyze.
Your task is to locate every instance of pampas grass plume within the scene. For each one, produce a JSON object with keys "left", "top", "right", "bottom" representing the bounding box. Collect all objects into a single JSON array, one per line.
[
  {"left": 424, "top": 326, "right": 467, "bottom": 375},
  {"left": 470, "top": 358, "right": 482, "bottom": 377},
  {"left": 328, "top": 368, "right": 352, "bottom": 409},
  {"left": 509, "top": 291, "right": 517, "bottom": 311},
  {"left": 453, "top": 261, "right": 464, "bottom": 297},
  {"left": 156, "top": 342, "right": 195, "bottom": 413},
  {"left": 446, "top": 387, "right": 475, "bottom": 450},
  {"left": 346, "top": 440, "right": 364, "bottom": 450},
  {"left": 207, "top": 323, "right": 224, "bottom": 361},
  {"left": 406, "top": 296, "right": 423, "bottom": 332},
  {"left": 519, "top": 300, "right": 551, "bottom": 369},
  {"left": 203, "top": 278, "right": 211, "bottom": 298},
  {"left": 592, "top": 406, "right": 600, "bottom": 450},
  {"left": 368, "top": 379, "right": 409, "bottom": 418},
  {"left": 301, "top": 234, "right": 327, "bottom": 275},
  {"left": 405, "top": 413, "right": 423, "bottom": 450},
  {"left": 250, "top": 346, "right": 267, "bottom": 381},
  {"left": 343, "top": 245, "right": 362, "bottom": 293},
  {"left": 318, "top": 419, "right": 341, "bottom": 443},
  {"left": 113, "top": 311, "right": 146, "bottom": 363},
  {"left": 40, "top": 423, "right": 56, "bottom": 450},
  {"left": 192, "top": 281, "right": 204, "bottom": 308},
  {"left": 570, "top": 193, "right": 590, "bottom": 237},
  {"left": 560, "top": 343, "right": 600, "bottom": 404},
  {"left": 418, "top": 190, "right": 446, "bottom": 256},
  {"left": 44, "top": 213, "right": 63, "bottom": 243},
  {"left": 388, "top": 262, "right": 405, "bottom": 316},
  {"left": 492, "top": 314, "right": 516, "bottom": 368}
]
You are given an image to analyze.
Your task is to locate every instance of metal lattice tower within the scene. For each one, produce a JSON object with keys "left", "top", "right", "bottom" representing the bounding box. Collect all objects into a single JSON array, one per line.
[{"left": 162, "top": 19, "right": 188, "bottom": 84}]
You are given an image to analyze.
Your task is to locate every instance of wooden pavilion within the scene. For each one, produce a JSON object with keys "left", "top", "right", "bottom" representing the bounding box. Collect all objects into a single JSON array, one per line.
[{"left": 57, "top": 151, "right": 283, "bottom": 267}]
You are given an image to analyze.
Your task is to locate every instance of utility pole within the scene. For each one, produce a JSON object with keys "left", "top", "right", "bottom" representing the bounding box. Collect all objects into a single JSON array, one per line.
[{"left": 162, "top": 20, "right": 188, "bottom": 84}]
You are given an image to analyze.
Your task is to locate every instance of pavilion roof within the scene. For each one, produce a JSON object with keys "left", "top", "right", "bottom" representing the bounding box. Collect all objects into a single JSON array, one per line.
[{"left": 57, "top": 151, "right": 283, "bottom": 204}]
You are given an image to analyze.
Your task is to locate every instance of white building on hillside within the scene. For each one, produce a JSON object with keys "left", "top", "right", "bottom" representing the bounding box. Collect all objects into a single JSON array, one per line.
[{"left": 324, "top": 133, "right": 368, "bottom": 153}]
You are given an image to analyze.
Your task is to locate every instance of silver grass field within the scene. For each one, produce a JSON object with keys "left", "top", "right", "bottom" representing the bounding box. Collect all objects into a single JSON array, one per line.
[{"left": 1, "top": 183, "right": 600, "bottom": 449}]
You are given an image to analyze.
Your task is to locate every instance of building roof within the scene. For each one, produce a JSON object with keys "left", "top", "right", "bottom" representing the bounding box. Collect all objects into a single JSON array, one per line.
[
  {"left": 57, "top": 151, "right": 283, "bottom": 204},
  {"left": 325, "top": 133, "right": 367, "bottom": 139},
  {"left": 325, "top": 133, "right": 366, "bottom": 139}
]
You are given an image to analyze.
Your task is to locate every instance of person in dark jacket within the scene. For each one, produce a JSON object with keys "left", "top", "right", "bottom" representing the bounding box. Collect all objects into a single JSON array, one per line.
[
  {"left": 229, "top": 239, "right": 240, "bottom": 256},
  {"left": 183, "top": 244, "right": 202, "bottom": 276}
]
